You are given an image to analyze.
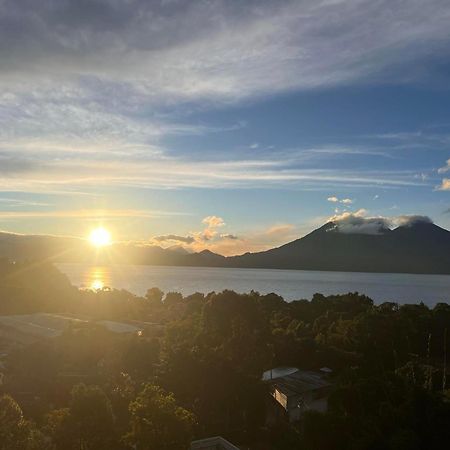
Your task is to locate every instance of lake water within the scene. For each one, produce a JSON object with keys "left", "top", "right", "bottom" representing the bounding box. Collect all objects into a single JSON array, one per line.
[{"left": 57, "top": 263, "right": 450, "bottom": 306}]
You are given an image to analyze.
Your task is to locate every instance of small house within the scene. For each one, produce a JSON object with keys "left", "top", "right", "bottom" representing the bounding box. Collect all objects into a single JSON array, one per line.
[{"left": 264, "top": 367, "right": 332, "bottom": 424}]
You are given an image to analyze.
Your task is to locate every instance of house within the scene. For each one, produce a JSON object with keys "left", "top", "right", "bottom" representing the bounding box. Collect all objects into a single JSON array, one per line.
[
  {"left": 190, "top": 436, "right": 240, "bottom": 450},
  {"left": 264, "top": 367, "right": 332, "bottom": 423}
]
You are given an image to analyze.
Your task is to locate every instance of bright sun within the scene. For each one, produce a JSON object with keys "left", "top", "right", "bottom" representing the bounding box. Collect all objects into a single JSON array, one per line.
[{"left": 89, "top": 227, "right": 112, "bottom": 247}]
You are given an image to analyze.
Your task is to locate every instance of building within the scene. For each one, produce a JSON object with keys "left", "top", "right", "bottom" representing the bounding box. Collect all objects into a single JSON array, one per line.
[
  {"left": 190, "top": 436, "right": 240, "bottom": 450},
  {"left": 264, "top": 367, "right": 332, "bottom": 424},
  {"left": 0, "top": 312, "right": 147, "bottom": 348}
]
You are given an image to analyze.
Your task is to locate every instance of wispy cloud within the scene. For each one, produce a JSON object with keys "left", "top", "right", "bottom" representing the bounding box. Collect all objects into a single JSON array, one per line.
[
  {"left": 0, "top": 152, "right": 428, "bottom": 194},
  {"left": 439, "top": 159, "right": 450, "bottom": 174},
  {"left": 0, "top": 1, "right": 447, "bottom": 247},
  {"left": 0, "top": 198, "right": 51, "bottom": 207},
  {"left": 2, "top": 1, "right": 450, "bottom": 99},
  {"left": 220, "top": 234, "right": 239, "bottom": 240},
  {"left": 366, "top": 130, "right": 450, "bottom": 153},
  {"left": 0, "top": 1, "right": 448, "bottom": 197},
  {"left": 0, "top": 209, "right": 187, "bottom": 220},
  {"left": 152, "top": 234, "right": 195, "bottom": 245}
]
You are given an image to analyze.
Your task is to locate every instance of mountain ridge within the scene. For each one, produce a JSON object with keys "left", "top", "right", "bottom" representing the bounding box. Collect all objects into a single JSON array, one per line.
[{"left": 1, "top": 219, "right": 450, "bottom": 275}]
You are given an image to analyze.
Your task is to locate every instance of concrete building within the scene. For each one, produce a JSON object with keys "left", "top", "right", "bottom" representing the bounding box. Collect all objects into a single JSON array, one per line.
[{"left": 264, "top": 367, "right": 332, "bottom": 423}]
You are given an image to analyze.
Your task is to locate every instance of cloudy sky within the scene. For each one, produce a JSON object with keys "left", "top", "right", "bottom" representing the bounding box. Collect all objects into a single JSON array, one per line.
[{"left": 1, "top": 0, "right": 450, "bottom": 255}]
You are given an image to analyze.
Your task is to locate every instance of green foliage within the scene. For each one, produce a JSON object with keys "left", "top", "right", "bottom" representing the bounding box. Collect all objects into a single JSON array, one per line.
[
  {"left": 0, "top": 260, "right": 449, "bottom": 449},
  {"left": 45, "top": 384, "right": 116, "bottom": 450},
  {"left": 146, "top": 287, "right": 164, "bottom": 304},
  {"left": 0, "top": 395, "right": 46, "bottom": 450},
  {"left": 124, "top": 383, "right": 195, "bottom": 450}
]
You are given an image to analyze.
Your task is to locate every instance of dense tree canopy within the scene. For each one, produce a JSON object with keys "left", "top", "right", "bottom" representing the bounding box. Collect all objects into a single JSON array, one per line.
[
  {"left": 124, "top": 383, "right": 195, "bottom": 450},
  {"left": 0, "top": 259, "right": 449, "bottom": 449}
]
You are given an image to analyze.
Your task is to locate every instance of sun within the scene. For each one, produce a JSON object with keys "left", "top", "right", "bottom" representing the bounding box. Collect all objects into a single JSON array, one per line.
[{"left": 89, "top": 227, "right": 112, "bottom": 247}]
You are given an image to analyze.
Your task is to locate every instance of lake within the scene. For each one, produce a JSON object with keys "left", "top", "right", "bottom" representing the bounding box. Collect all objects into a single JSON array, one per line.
[{"left": 57, "top": 263, "right": 450, "bottom": 306}]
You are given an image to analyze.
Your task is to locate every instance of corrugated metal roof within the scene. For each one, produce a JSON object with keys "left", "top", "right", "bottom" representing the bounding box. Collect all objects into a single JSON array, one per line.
[
  {"left": 262, "top": 366, "right": 298, "bottom": 381},
  {"left": 269, "top": 369, "right": 331, "bottom": 397}
]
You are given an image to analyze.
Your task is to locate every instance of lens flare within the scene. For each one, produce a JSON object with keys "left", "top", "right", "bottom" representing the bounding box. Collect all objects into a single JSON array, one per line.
[
  {"left": 91, "top": 279, "right": 104, "bottom": 290},
  {"left": 89, "top": 227, "right": 111, "bottom": 247}
]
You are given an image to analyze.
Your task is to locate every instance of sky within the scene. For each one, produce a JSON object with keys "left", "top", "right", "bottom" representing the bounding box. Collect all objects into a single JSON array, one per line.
[{"left": 1, "top": 0, "right": 450, "bottom": 255}]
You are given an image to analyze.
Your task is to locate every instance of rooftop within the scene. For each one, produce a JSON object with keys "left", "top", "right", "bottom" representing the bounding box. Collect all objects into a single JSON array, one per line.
[
  {"left": 0, "top": 313, "right": 145, "bottom": 343},
  {"left": 266, "top": 368, "right": 331, "bottom": 397},
  {"left": 262, "top": 366, "right": 298, "bottom": 381},
  {"left": 190, "top": 436, "right": 240, "bottom": 450}
]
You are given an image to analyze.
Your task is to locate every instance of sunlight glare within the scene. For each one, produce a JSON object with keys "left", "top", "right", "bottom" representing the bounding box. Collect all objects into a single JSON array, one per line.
[
  {"left": 89, "top": 227, "right": 111, "bottom": 247},
  {"left": 91, "top": 279, "right": 104, "bottom": 290}
]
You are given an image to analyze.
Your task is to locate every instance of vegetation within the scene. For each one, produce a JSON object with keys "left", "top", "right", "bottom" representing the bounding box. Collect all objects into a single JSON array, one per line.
[{"left": 0, "top": 259, "right": 449, "bottom": 449}]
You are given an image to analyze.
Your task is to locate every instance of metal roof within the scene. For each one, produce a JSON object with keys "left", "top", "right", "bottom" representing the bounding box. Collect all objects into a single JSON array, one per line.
[{"left": 269, "top": 369, "right": 331, "bottom": 397}]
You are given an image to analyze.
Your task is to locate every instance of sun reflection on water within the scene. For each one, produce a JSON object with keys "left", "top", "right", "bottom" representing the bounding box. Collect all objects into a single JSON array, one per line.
[
  {"left": 91, "top": 279, "right": 104, "bottom": 290},
  {"left": 85, "top": 267, "right": 111, "bottom": 291}
]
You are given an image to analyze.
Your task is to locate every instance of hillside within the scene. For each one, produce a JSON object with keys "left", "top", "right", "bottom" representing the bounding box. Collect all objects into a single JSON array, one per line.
[
  {"left": 1, "top": 219, "right": 450, "bottom": 274},
  {"left": 227, "top": 220, "right": 450, "bottom": 274}
]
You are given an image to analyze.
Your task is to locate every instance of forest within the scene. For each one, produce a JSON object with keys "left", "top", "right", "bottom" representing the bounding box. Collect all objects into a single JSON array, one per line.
[{"left": 0, "top": 259, "right": 449, "bottom": 450}]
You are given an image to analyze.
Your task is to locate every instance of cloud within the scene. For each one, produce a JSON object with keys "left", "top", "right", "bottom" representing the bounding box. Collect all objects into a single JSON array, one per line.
[
  {"left": 395, "top": 215, "right": 433, "bottom": 227},
  {"left": 0, "top": 198, "right": 51, "bottom": 207},
  {"left": 2, "top": 1, "right": 450, "bottom": 100},
  {"left": 438, "top": 159, "right": 450, "bottom": 174},
  {"left": 327, "top": 196, "right": 354, "bottom": 204},
  {"left": 199, "top": 228, "right": 217, "bottom": 242},
  {"left": 201, "top": 222, "right": 300, "bottom": 256},
  {"left": 152, "top": 215, "right": 233, "bottom": 250},
  {"left": 0, "top": 1, "right": 447, "bottom": 197},
  {"left": 0, "top": 209, "right": 185, "bottom": 220},
  {"left": 152, "top": 234, "right": 195, "bottom": 245},
  {"left": 198, "top": 216, "right": 226, "bottom": 241},
  {"left": 330, "top": 209, "right": 390, "bottom": 235},
  {"left": 329, "top": 209, "right": 434, "bottom": 234},
  {"left": 0, "top": 154, "right": 37, "bottom": 174},
  {"left": 0, "top": 156, "right": 423, "bottom": 193},
  {"left": 220, "top": 234, "right": 239, "bottom": 240},
  {"left": 202, "top": 216, "right": 225, "bottom": 228},
  {"left": 438, "top": 179, "right": 450, "bottom": 191},
  {"left": 151, "top": 217, "right": 298, "bottom": 256}
]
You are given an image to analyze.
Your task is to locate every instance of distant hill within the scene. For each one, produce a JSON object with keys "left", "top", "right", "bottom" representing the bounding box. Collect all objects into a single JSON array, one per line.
[
  {"left": 1, "top": 218, "right": 450, "bottom": 274},
  {"left": 226, "top": 220, "right": 450, "bottom": 274}
]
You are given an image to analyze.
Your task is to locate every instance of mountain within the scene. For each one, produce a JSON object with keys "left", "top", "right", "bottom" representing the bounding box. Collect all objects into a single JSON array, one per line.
[
  {"left": 1, "top": 219, "right": 450, "bottom": 274},
  {"left": 0, "top": 232, "right": 214, "bottom": 267},
  {"left": 227, "top": 220, "right": 450, "bottom": 274}
]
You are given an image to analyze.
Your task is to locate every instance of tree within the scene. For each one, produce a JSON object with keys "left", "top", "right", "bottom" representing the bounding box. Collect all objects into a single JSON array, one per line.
[
  {"left": 146, "top": 287, "right": 164, "bottom": 307},
  {"left": 46, "top": 384, "right": 116, "bottom": 450},
  {"left": 0, "top": 395, "right": 46, "bottom": 450},
  {"left": 124, "top": 383, "right": 195, "bottom": 450},
  {"left": 164, "top": 292, "right": 184, "bottom": 307},
  {"left": 44, "top": 408, "right": 72, "bottom": 450}
]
